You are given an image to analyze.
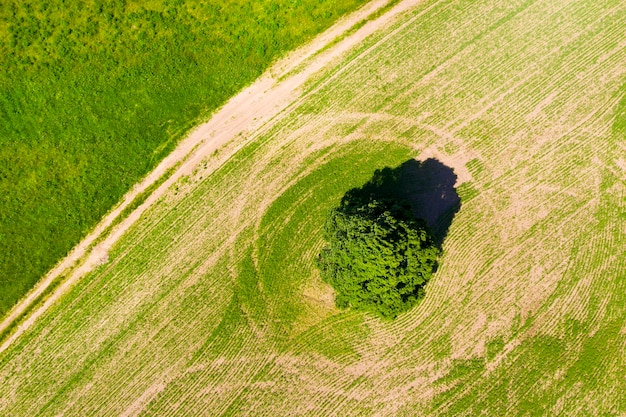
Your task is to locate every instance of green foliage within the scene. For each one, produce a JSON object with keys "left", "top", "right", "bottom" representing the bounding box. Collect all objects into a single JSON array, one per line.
[
  {"left": 317, "top": 172, "right": 440, "bottom": 320},
  {"left": 0, "top": 0, "right": 368, "bottom": 317}
]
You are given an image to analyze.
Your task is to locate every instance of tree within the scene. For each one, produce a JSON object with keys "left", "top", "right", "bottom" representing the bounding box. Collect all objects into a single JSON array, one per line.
[{"left": 317, "top": 171, "right": 440, "bottom": 320}]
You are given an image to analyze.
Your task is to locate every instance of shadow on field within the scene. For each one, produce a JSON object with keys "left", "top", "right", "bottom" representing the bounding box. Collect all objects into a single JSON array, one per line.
[{"left": 342, "top": 158, "right": 461, "bottom": 247}]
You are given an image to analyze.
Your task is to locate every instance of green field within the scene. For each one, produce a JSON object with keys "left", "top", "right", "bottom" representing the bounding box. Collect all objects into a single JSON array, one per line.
[
  {"left": 1, "top": 0, "right": 625, "bottom": 415},
  {"left": 0, "top": 0, "right": 369, "bottom": 317}
]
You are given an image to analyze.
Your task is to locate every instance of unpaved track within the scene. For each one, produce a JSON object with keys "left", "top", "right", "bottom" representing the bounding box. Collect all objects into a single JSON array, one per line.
[{"left": 0, "top": 0, "right": 425, "bottom": 353}]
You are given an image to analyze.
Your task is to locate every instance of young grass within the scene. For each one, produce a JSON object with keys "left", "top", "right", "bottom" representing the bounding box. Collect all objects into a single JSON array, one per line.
[{"left": 0, "top": 0, "right": 625, "bottom": 415}]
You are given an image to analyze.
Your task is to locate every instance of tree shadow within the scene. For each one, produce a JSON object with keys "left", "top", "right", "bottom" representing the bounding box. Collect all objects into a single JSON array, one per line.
[{"left": 341, "top": 158, "right": 461, "bottom": 248}]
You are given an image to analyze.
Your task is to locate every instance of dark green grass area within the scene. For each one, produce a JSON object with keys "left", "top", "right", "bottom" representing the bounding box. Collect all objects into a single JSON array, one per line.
[{"left": 0, "top": 0, "right": 369, "bottom": 317}]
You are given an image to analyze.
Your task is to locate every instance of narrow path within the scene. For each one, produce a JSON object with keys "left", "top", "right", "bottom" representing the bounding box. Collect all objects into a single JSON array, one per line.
[{"left": 0, "top": 0, "right": 424, "bottom": 354}]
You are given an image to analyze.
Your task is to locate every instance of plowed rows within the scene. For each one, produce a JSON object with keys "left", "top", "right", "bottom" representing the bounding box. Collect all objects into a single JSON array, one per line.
[{"left": 1, "top": 0, "right": 625, "bottom": 415}]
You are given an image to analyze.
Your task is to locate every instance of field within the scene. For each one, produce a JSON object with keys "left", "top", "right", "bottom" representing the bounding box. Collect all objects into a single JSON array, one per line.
[
  {"left": 1, "top": 0, "right": 625, "bottom": 415},
  {"left": 0, "top": 0, "right": 369, "bottom": 317}
]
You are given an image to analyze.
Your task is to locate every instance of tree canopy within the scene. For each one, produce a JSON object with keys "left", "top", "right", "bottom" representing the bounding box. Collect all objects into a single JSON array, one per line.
[{"left": 317, "top": 170, "right": 440, "bottom": 319}]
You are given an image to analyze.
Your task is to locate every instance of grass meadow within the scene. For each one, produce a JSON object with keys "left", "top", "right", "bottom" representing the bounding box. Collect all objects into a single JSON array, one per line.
[
  {"left": 0, "top": 0, "right": 625, "bottom": 415},
  {"left": 0, "top": 0, "right": 369, "bottom": 317}
]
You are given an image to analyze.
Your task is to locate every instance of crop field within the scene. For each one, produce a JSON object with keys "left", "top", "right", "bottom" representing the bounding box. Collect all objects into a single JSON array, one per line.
[
  {"left": 1, "top": 0, "right": 625, "bottom": 415},
  {"left": 0, "top": 0, "right": 369, "bottom": 317}
]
